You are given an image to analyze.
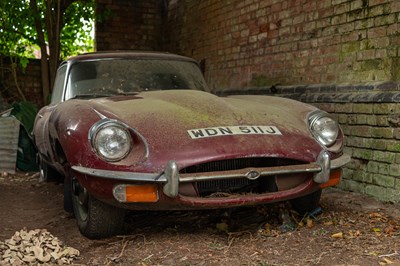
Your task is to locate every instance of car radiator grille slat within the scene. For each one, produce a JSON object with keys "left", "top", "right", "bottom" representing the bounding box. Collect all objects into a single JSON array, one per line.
[
  {"left": 180, "top": 158, "right": 303, "bottom": 197},
  {"left": 197, "top": 178, "right": 252, "bottom": 196}
]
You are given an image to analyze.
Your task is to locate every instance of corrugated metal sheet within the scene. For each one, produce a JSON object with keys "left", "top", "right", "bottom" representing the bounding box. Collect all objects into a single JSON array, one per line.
[{"left": 0, "top": 117, "right": 20, "bottom": 174}]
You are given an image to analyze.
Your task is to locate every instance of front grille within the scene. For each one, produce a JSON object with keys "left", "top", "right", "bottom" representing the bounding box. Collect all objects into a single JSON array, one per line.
[
  {"left": 197, "top": 178, "right": 252, "bottom": 196},
  {"left": 180, "top": 158, "right": 304, "bottom": 197},
  {"left": 180, "top": 158, "right": 301, "bottom": 174}
]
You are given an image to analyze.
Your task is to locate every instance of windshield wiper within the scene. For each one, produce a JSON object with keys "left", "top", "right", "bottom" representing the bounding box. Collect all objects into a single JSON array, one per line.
[
  {"left": 71, "top": 93, "right": 113, "bottom": 99},
  {"left": 71, "top": 91, "right": 140, "bottom": 99},
  {"left": 115, "top": 91, "right": 140, "bottom": 96}
]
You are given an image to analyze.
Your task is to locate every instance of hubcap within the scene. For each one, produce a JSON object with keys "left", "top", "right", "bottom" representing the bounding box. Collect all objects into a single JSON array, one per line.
[{"left": 39, "top": 161, "right": 46, "bottom": 182}]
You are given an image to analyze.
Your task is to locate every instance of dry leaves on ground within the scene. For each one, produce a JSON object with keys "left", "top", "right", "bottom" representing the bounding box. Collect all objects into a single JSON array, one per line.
[{"left": 0, "top": 228, "right": 80, "bottom": 265}]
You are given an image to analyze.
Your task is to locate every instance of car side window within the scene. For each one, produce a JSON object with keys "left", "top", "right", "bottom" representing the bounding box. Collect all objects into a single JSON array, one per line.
[{"left": 50, "top": 65, "right": 67, "bottom": 104}]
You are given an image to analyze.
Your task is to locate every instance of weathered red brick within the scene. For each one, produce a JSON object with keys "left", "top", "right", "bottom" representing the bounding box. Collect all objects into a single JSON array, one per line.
[{"left": 368, "top": 26, "right": 387, "bottom": 38}]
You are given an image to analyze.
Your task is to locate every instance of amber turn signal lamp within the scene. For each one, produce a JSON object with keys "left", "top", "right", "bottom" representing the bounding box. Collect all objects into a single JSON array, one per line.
[
  {"left": 113, "top": 184, "right": 159, "bottom": 203},
  {"left": 320, "top": 169, "right": 342, "bottom": 188}
]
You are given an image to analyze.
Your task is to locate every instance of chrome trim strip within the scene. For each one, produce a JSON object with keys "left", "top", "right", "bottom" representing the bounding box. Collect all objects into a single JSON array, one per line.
[
  {"left": 176, "top": 164, "right": 322, "bottom": 182},
  {"left": 163, "top": 161, "right": 179, "bottom": 197},
  {"left": 313, "top": 150, "right": 330, "bottom": 183},
  {"left": 331, "top": 153, "right": 351, "bottom": 169},
  {"left": 72, "top": 153, "right": 351, "bottom": 182},
  {"left": 93, "top": 109, "right": 107, "bottom": 120},
  {"left": 72, "top": 165, "right": 166, "bottom": 182}
]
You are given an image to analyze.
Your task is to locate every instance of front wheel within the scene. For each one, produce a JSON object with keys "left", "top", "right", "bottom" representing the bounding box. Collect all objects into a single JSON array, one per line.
[
  {"left": 71, "top": 177, "right": 125, "bottom": 239},
  {"left": 290, "top": 189, "right": 322, "bottom": 215}
]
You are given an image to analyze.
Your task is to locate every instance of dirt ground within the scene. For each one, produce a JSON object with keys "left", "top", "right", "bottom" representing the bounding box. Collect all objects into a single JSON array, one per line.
[{"left": 1, "top": 172, "right": 400, "bottom": 266}]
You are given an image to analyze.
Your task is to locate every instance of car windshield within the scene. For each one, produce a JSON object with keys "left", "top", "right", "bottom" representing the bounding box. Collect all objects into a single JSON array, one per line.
[{"left": 66, "top": 59, "right": 209, "bottom": 100}]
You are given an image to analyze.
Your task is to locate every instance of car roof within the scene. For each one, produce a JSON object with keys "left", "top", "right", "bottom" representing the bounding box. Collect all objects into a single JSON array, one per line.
[{"left": 66, "top": 51, "right": 198, "bottom": 64}]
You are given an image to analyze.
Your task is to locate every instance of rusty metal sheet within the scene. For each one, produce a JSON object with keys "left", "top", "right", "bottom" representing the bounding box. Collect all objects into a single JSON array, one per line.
[{"left": 0, "top": 117, "right": 20, "bottom": 174}]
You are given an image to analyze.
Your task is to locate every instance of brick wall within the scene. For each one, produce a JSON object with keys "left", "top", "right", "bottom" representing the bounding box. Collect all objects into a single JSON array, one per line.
[
  {"left": 0, "top": 57, "right": 43, "bottom": 108},
  {"left": 96, "top": 0, "right": 165, "bottom": 51},
  {"left": 337, "top": 98, "right": 400, "bottom": 202},
  {"left": 166, "top": 0, "right": 400, "bottom": 90}
]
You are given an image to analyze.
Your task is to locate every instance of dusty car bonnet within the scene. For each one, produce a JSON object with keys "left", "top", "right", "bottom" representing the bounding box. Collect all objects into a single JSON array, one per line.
[{"left": 73, "top": 90, "right": 323, "bottom": 166}]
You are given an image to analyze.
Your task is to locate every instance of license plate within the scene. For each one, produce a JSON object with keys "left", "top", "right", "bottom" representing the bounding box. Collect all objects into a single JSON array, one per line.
[{"left": 187, "top": 125, "right": 282, "bottom": 139}]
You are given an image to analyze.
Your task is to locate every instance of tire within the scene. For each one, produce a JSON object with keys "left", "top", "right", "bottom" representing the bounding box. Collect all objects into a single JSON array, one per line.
[
  {"left": 290, "top": 189, "right": 322, "bottom": 215},
  {"left": 71, "top": 177, "right": 125, "bottom": 239},
  {"left": 63, "top": 176, "right": 73, "bottom": 213}
]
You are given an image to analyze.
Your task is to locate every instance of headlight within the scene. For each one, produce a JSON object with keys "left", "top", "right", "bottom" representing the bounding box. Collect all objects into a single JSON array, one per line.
[
  {"left": 309, "top": 112, "right": 339, "bottom": 147},
  {"left": 90, "top": 121, "right": 132, "bottom": 161}
]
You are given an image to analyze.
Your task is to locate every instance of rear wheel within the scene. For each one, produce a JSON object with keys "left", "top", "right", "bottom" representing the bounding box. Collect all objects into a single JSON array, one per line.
[
  {"left": 290, "top": 189, "right": 322, "bottom": 215},
  {"left": 39, "top": 159, "right": 62, "bottom": 182},
  {"left": 71, "top": 177, "right": 125, "bottom": 239}
]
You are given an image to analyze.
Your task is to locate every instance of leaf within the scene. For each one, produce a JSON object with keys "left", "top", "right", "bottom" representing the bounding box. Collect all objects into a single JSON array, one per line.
[
  {"left": 348, "top": 230, "right": 361, "bottom": 238},
  {"left": 216, "top": 222, "right": 229, "bottom": 233},
  {"left": 384, "top": 226, "right": 396, "bottom": 235},
  {"left": 331, "top": 232, "right": 343, "bottom": 238},
  {"left": 380, "top": 258, "right": 394, "bottom": 265},
  {"left": 22, "top": 255, "right": 36, "bottom": 263},
  {"left": 368, "top": 251, "right": 380, "bottom": 256},
  {"left": 370, "top": 212, "right": 383, "bottom": 218},
  {"left": 307, "top": 218, "right": 314, "bottom": 228}
]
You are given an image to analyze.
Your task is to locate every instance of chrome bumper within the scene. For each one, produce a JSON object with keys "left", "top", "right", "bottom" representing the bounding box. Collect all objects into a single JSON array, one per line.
[{"left": 72, "top": 152, "right": 351, "bottom": 198}]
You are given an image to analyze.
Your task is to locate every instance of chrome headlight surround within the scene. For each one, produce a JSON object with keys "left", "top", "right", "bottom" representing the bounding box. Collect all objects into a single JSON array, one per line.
[
  {"left": 308, "top": 111, "right": 339, "bottom": 147},
  {"left": 89, "top": 119, "right": 132, "bottom": 162}
]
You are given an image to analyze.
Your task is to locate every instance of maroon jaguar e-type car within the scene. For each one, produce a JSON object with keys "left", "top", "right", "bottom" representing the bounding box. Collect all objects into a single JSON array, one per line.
[{"left": 33, "top": 51, "right": 350, "bottom": 239}]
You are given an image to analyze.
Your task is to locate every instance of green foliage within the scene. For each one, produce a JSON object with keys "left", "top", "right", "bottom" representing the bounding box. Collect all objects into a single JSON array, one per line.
[
  {"left": 0, "top": 0, "right": 94, "bottom": 62},
  {"left": 0, "top": 0, "right": 95, "bottom": 103},
  {"left": 0, "top": 1, "right": 36, "bottom": 60},
  {"left": 60, "top": 1, "right": 95, "bottom": 58}
]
